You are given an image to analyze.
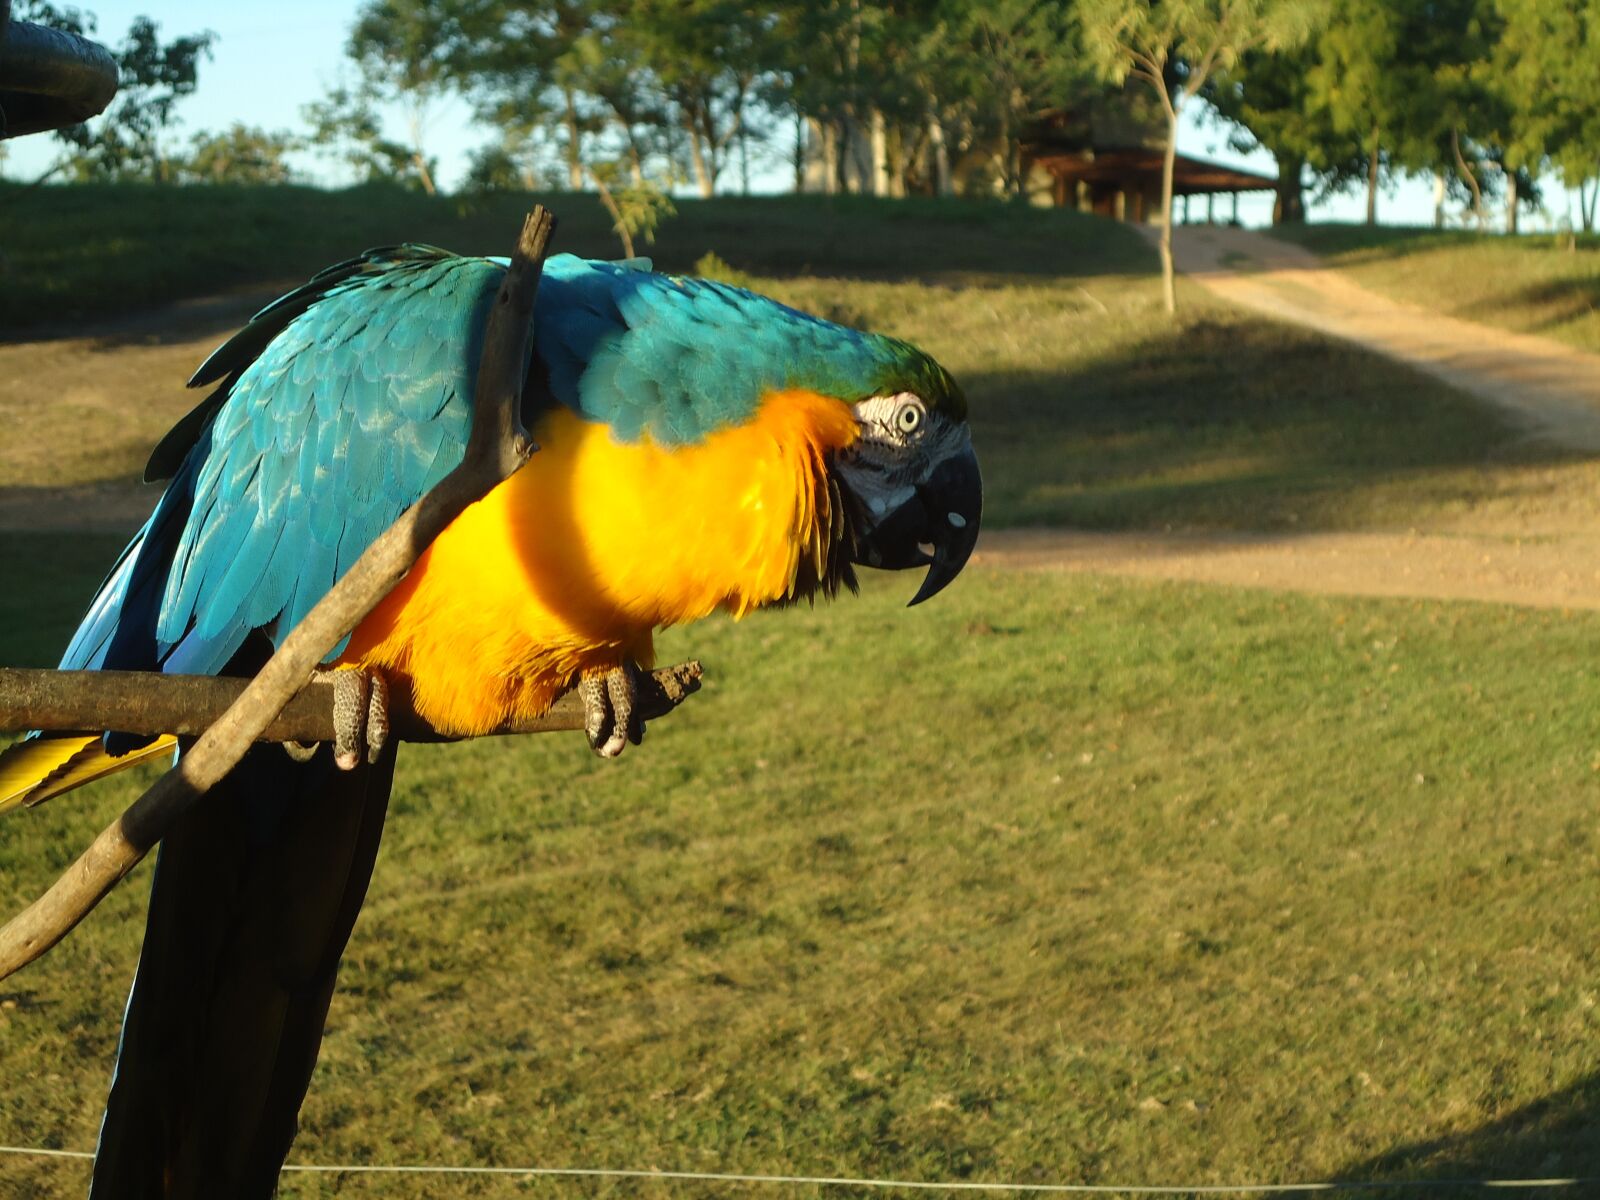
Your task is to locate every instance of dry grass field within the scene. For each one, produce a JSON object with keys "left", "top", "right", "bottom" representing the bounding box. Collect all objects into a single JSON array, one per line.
[{"left": 1, "top": 190, "right": 1596, "bottom": 1197}]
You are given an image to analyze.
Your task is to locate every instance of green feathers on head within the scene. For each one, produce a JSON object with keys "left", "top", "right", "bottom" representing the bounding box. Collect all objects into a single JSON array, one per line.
[
  {"left": 867, "top": 336, "right": 966, "bottom": 422},
  {"left": 534, "top": 255, "right": 965, "bottom": 445}
]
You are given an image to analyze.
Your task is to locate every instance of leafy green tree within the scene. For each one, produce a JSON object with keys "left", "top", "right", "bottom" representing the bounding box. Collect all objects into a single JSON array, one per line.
[
  {"left": 463, "top": 133, "right": 546, "bottom": 192},
  {"left": 181, "top": 124, "right": 299, "bottom": 184},
  {"left": 624, "top": 0, "right": 766, "bottom": 197},
  {"left": 302, "top": 83, "right": 430, "bottom": 188},
  {"left": 1494, "top": 0, "right": 1600, "bottom": 231},
  {"left": 464, "top": 0, "right": 605, "bottom": 191},
  {"left": 587, "top": 158, "right": 676, "bottom": 256},
  {"left": 1081, "top": 0, "right": 1315, "bottom": 313},
  {"left": 1206, "top": 40, "right": 1367, "bottom": 224},
  {"left": 1309, "top": 0, "right": 1505, "bottom": 228},
  {"left": 921, "top": 0, "right": 1082, "bottom": 198},
  {"left": 347, "top": 0, "right": 479, "bottom": 195}
]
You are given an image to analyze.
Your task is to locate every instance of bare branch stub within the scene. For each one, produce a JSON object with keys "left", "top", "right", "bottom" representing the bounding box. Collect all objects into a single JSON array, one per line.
[{"left": 0, "top": 207, "right": 560, "bottom": 982}]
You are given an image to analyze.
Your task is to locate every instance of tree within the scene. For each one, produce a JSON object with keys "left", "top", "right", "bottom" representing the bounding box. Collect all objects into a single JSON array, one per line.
[
  {"left": 626, "top": 0, "right": 766, "bottom": 198},
  {"left": 1494, "top": 0, "right": 1600, "bottom": 232},
  {"left": 1081, "top": 0, "right": 1315, "bottom": 314},
  {"left": 302, "top": 83, "right": 429, "bottom": 188},
  {"left": 182, "top": 124, "right": 298, "bottom": 184},
  {"left": 464, "top": 0, "right": 604, "bottom": 192},
  {"left": 950, "top": 0, "right": 1083, "bottom": 199},
  {"left": 1205, "top": 40, "right": 1368, "bottom": 224},
  {"left": 347, "top": 0, "right": 478, "bottom": 195},
  {"left": 587, "top": 160, "right": 676, "bottom": 256}
]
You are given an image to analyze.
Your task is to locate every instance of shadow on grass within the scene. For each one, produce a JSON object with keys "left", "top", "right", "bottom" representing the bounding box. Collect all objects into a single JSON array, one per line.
[
  {"left": 0, "top": 531, "right": 129, "bottom": 667},
  {"left": 965, "top": 307, "right": 1596, "bottom": 532},
  {"left": 1458, "top": 276, "right": 1600, "bottom": 338},
  {"left": 1302, "top": 1072, "right": 1600, "bottom": 1197}
]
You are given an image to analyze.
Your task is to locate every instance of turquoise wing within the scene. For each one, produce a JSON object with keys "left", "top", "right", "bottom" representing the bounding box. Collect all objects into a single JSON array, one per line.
[{"left": 152, "top": 246, "right": 502, "bottom": 674}]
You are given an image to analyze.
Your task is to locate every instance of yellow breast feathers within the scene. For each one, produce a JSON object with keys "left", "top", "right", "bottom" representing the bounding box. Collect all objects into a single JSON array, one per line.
[{"left": 339, "top": 390, "right": 860, "bottom": 736}]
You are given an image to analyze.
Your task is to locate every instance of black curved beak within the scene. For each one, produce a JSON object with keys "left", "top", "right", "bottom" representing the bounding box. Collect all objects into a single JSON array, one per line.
[{"left": 853, "top": 444, "right": 983, "bottom": 606}]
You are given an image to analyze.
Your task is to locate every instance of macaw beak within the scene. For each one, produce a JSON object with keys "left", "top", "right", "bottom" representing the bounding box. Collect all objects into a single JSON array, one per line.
[{"left": 853, "top": 444, "right": 983, "bottom": 606}]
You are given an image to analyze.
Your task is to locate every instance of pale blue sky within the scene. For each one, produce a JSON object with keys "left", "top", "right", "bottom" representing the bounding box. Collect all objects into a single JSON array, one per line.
[{"left": 5, "top": 0, "right": 1582, "bottom": 231}]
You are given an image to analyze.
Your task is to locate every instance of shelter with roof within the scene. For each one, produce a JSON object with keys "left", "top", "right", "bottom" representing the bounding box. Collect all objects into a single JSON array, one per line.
[{"left": 1022, "top": 98, "right": 1276, "bottom": 224}]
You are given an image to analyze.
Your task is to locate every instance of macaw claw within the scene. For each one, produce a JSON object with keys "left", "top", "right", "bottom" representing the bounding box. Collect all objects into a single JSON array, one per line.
[
  {"left": 580, "top": 662, "right": 645, "bottom": 759},
  {"left": 287, "top": 668, "right": 389, "bottom": 769},
  {"left": 332, "top": 668, "right": 389, "bottom": 769}
]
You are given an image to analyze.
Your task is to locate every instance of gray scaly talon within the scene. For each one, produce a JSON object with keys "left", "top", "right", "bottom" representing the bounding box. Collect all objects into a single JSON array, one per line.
[
  {"left": 581, "top": 662, "right": 644, "bottom": 759},
  {"left": 329, "top": 668, "right": 390, "bottom": 770}
]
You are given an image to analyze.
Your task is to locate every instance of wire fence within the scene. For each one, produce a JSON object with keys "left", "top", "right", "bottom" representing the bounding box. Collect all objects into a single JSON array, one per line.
[{"left": 1, "top": 1144, "right": 1593, "bottom": 1194}]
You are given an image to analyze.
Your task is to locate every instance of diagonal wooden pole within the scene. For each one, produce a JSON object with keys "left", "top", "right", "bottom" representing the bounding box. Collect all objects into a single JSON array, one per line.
[{"left": 0, "top": 207, "right": 556, "bottom": 982}]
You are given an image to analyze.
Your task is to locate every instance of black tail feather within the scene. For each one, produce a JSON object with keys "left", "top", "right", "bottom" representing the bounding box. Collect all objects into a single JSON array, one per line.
[{"left": 90, "top": 740, "right": 395, "bottom": 1199}]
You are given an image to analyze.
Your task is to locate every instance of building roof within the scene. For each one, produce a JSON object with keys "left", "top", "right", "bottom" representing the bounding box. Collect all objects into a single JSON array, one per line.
[{"left": 1027, "top": 146, "right": 1278, "bottom": 195}]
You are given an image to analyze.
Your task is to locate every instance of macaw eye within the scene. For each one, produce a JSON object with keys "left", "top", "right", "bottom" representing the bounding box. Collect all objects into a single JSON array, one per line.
[{"left": 895, "top": 401, "right": 924, "bottom": 435}]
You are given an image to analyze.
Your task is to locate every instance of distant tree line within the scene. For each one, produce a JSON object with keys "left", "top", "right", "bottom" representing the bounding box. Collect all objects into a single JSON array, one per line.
[
  {"left": 1210, "top": 0, "right": 1600, "bottom": 234},
  {"left": 11, "top": 0, "right": 1600, "bottom": 245}
]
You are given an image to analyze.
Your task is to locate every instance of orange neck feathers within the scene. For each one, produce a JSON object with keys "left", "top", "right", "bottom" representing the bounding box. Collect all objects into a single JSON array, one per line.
[{"left": 339, "top": 390, "right": 860, "bottom": 736}]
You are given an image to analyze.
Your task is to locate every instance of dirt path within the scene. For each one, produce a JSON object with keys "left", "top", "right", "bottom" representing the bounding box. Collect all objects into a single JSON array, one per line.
[
  {"left": 10, "top": 254, "right": 1600, "bottom": 614},
  {"left": 1148, "top": 225, "right": 1600, "bottom": 451},
  {"left": 971, "top": 528, "right": 1600, "bottom": 612}
]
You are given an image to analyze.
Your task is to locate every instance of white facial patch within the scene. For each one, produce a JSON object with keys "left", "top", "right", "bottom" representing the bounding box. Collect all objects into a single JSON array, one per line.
[{"left": 852, "top": 393, "right": 925, "bottom": 446}]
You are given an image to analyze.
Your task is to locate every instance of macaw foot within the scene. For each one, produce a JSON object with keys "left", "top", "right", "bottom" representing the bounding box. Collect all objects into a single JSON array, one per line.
[
  {"left": 285, "top": 668, "right": 390, "bottom": 769},
  {"left": 579, "top": 661, "right": 645, "bottom": 759}
]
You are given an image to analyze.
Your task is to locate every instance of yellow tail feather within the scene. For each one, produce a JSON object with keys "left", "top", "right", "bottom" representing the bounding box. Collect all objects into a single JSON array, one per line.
[{"left": 0, "top": 734, "right": 178, "bottom": 813}]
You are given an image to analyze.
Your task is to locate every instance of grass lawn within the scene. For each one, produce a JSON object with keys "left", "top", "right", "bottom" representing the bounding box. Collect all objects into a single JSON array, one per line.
[
  {"left": 1275, "top": 222, "right": 1600, "bottom": 356},
  {"left": 9, "top": 186, "right": 1600, "bottom": 538},
  {"left": 3, "top": 191, "right": 1599, "bottom": 1197},
  {"left": 1, "top": 535, "right": 1596, "bottom": 1198}
]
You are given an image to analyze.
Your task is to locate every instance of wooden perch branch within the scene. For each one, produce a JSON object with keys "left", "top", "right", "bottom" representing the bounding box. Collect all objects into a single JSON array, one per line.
[
  {"left": 0, "top": 662, "right": 702, "bottom": 745},
  {"left": 0, "top": 208, "right": 565, "bottom": 983}
]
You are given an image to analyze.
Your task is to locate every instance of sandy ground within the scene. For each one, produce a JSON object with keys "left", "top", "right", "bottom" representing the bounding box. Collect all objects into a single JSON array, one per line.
[
  {"left": 10, "top": 242, "right": 1600, "bottom": 613},
  {"left": 971, "top": 527, "right": 1600, "bottom": 613}
]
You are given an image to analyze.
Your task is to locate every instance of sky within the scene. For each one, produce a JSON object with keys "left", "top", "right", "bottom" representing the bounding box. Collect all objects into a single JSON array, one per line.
[{"left": 3, "top": 0, "right": 1587, "bottom": 232}]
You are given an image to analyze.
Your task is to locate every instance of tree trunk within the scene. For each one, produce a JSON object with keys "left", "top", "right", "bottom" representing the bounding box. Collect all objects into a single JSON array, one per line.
[
  {"left": 563, "top": 88, "right": 583, "bottom": 191},
  {"left": 998, "top": 101, "right": 1014, "bottom": 196},
  {"left": 1272, "top": 154, "right": 1304, "bottom": 225},
  {"left": 738, "top": 110, "right": 750, "bottom": 196},
  {"left": 869, "top": 107, "right": 888, "bottom": 197},
  {"left": 413, "top": 153, "right": 436, "bottom": 196},
  {"left": 1507, "top": 172, "right": 1518, "bottom": 235},
  {"left": 823, "top": 120, "right": 839, "bottom": 195},
  {"left": 591, "top": 170, "right": 634, "bottom": 258},
  {"left": 684, "top": 112, "right": 714, "bottom": 198},
  {"left": 1365, "top": 125, "right": 1380, "bottom": 226},
  {"left": 793, "top": 110, "right": 806, "bottom": 194},
  {"left": 1160, "top": 103, "right": 1178, "bottom": 315},
  {"left": 1451, "top": 128, "right": 1483, "bottom": 228},
  {"left": 1583, "top": 173, "right": 1598, "bottom": 233},
  {"left": 407, "top": 107, "right": 436, "bottom": 196},
  {"left": 1433, "top": 171, "right": 1446, "bottom": 229},
  {"left": 928, "top": 111, "right": 951, "bottom": 197}
]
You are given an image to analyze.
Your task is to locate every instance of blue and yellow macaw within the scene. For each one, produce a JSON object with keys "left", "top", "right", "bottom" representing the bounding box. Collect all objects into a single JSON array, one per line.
[{"left": 0, "top": 245, "right": 981, "bottom": 1197}]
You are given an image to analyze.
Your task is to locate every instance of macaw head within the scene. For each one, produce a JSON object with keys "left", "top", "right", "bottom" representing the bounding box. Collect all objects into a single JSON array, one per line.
[{"left": 834, "top": 341, "right": 981, "bottom": 606}]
